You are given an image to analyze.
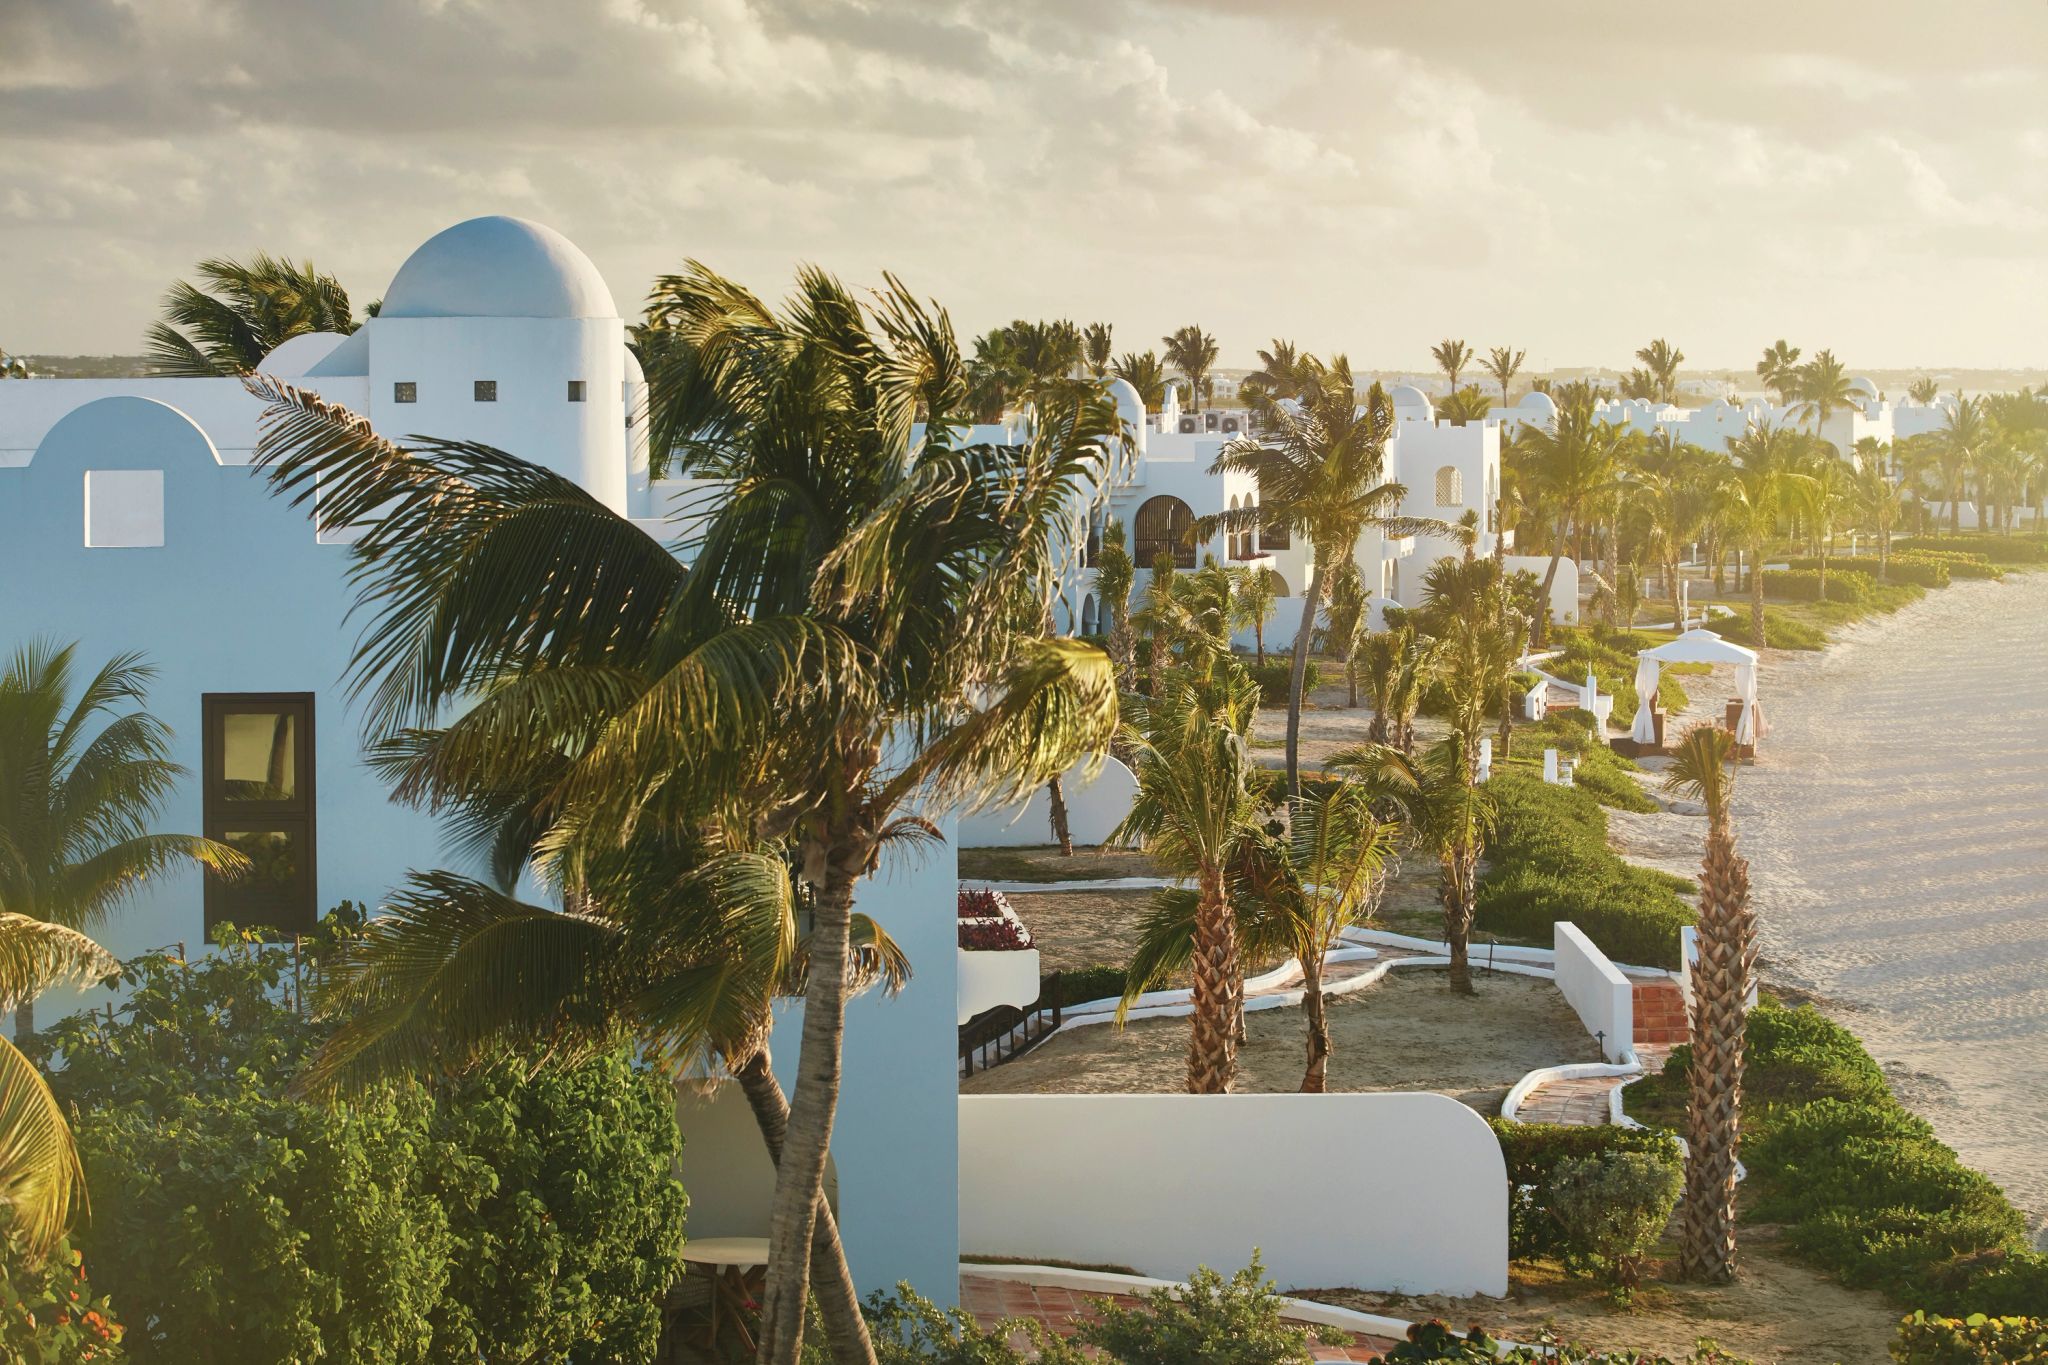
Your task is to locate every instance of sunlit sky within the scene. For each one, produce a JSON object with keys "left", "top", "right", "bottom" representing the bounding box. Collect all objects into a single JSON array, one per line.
[{"left": 4, "top": 0, "right": 2045, "bottom": 369}]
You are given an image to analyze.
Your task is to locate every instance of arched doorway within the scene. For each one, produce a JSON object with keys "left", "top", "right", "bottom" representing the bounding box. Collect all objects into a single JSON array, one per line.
[
  {"left": 1081, "top": 594, "right": 1097, "bottom": 636},
  {"left": 1134, "top": 495, "right": 1196, "bottom": 568}
]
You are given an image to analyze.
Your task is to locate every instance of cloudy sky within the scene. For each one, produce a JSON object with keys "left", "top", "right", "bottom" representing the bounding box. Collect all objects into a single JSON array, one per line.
[{"left": 4, "top": 0, "right": 2045, "bottom": 369}]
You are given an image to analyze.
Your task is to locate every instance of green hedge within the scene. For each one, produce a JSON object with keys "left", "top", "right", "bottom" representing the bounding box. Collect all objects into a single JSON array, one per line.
[
  {"left": 1476, "top": 771, "right": 1694, "bottom": 967},
  {"left": 1716, "top": 607, "right": 1828, "bottom": 651},
  {"left": 1761, "top": 568, "right": 1872, "bottom": 604},
  {"left": 1507, "top": 711, "right": 1657, "bottom": 814},
  {"left": 1899, "top": 549, "right": 2006, "bottom": 579},
  {"left": 1784, "top": 555, "right": 1951, "bottom": 589},
  {"left": 1630, "top": 1000, "right": 2048, "bottom": 1316},
  {"left": 1892, "top": 1313, "right": 2048, "bottom": 1364},
  {"left": 1903, "top": 533, "right": 2048, "bottom": 565},
  {"left": 1248, "top": 658, "right": 1321, "bottom": 706},
  {"left": 1485, "top": 1119, "right": 1681, "bottom": 1259},
  {"left": 1049, "top": 964, "right": 1128, "bottom": 1009}
]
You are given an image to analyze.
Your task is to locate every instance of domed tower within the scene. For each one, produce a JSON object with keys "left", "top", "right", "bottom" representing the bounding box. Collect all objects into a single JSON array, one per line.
[{"left": 309, "top": 216, "right": 629, "bottom": 512}]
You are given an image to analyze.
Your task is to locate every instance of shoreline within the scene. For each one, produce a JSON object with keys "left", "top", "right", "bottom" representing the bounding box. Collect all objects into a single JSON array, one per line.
[{"left": 1602, "top": 571, "right": 2048, "bottom": 1237}]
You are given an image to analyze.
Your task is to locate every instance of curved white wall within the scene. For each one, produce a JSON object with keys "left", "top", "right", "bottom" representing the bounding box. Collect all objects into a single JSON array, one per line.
[
  {"left": 959, "top": 1092, "right": 1509, "bottom": 1296},
  {"left": 1554, "top": 922, "right": 1633, "bottom": 1062},
  {"left": 958, "top": 755, "right": 1138, "bottom": 848},
  {"left": 958, "top": 946, "right": 1042, "bottom": 1025}
]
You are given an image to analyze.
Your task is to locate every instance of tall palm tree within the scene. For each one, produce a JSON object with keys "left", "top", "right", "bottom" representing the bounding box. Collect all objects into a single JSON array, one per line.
[
  {"left": 1791, "top": 348, "right": 1858, "bottom": 427},
  {"left": 1112, "top": 351, "right": 1168, "bottom": 409},
  {"left": 1319, "top": 562, "right": 1369, "bottom": 709},
  {"left": 1437, "top": 386, "right": 1492, "bottom": 426},
  {"left": 1721, "top": 421, "right": 1818, "bottom": 646},
  {"left": 1850, "top": 442, "right": 1906, "bottom": 582},
  {"left": 1205, "top": 367, "right": 1445, "bottom": 795},
  {"left": 1095, "top": 518, "right": 1138, "bottom": 688},
  {"left": 0, "top": 642, "right": 247, "bottom": 1037},
  {"left": 1754, "top": 339, "right": 1801, "bottom": 405},
  {"left": 1932, "top": 394, "right": 1988, "bottom": 532},
  {"left": 1482, "top": 346, "right": 1525, "bottom": 408},
  {"left": 1162, "top": 325, "right": 1219, "bottom": 413},
  {"left": 1335, "top": 736, "right": 1494, "bottom": 993},
  {"left": 1906, "top": 375, "right": 1941, "bottom": 406},
  {"left": 0, "top": 914, "right": 117, "bottom": 1260},
  {"left": 145, "top": 253, "right": 358, "bottom": 377},
  {"left": 1662, "top": 725, "right": 1754, "bottom": 1283},
  {"left": 1083, "top": 322, "right": 1113, "bottom": 378},
  {"left": 1358, "top": 623, "right": 1434, "bottom": 753},
  {"left": 1627, "top": 468, "right": 1707, "bottom": 621},
  {"left": 1635, "top": 338, "right": 1685, "bottom": 404},
  {"left": 1109, "top": 674, "right": 1265, "bottom": 1094},
  {"left": 1431, "top": 339, "right": 1473, "bottom": 393},
  {"left": 1801, "top": 454, "right": 1853, "bottom": 599},
  {"left": 1284, "top": 781, "right": 1398, "bottom": 1091},
  {"left": 1230, "top": 566, "right": 1281, "bottom": 665},
  {"left": 1512, "top": 384, "right": 1629, "bottom": 642},
  {"left": 1242, "top": 339, "right": 1310, "bottom": 414},
  {"left": 246, "top": 263, "right": 1123, "bottom": 1365}
]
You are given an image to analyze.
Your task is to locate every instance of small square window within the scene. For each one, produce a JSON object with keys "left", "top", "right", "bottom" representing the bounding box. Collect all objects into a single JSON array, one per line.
[
  {"left": 84, "top": 470, "right": 165, "bottom": 548},
  {"left": 566, "top": 380, "right": 587, "bottom": 402},
  {"left": 474, "top": 380, "right": 497, "bottom": 402},
  {"left": 393, "top": 382, "right": 417, "bottom": 403}
]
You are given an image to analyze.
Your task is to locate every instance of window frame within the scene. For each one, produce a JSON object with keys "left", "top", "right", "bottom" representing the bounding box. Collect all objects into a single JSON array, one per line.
[
  {"left": 202, "top": 693, "right": 318, "bottom": 937},
  {"left": 474, "top": 380, "right": 498, "bottom": 402},
  {"left": 566, "top": 379, "right": 587, "bottom": 402},
  {"left": 393, "top": 381, "right": 418, "bottom": 404}
]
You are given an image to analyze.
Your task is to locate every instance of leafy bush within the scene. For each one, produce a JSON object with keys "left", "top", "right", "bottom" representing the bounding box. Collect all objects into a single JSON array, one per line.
[
  {"left": 1051, "top": 964, "right": 1128, "bottom": 1008},
  {"left": 1715, "top": 607, "right": 1827, "bottom": 651},
  {"left": 1546, "top": 1151, "right": 1683, "bottom": 1294},
  {"left": 1508, "top": 710, "right": 1657, "bottom": 814},
  {"left": 1761, "top": 568, "right": 1872, "bottom": 604},
  {"left": 801, "top": 1285, "right": 1084, "bottom": 1365},
  {"left": 1549, "top": 631, "right": 1689, "bottom": 724},
  {"left": 1069, "top": 1255, "right": 1342, "bottom": 1364},
  {"left": 1895, "top": 548, "right": 2004, "bottom": 579},
  {"left": 1891, "top": 1312, "right": 2048, "bottom": 1364},
  {"left": 1486, "top": 1119, "right": 1681, "bottom": 1259},
  {"left": 0, "top": 1240, "right": 124, "bottom": 1362},
  {"left": 1476, "top": 772, "right": 1694, "bottom": 967},
  {"left": 1377, "top": 1319, "right": 1755, "bottom": 1363},
  {"left": 39, "top": 935, "right": 687, "bottom": 1364},
  {"left": 1783, "top": 555, "right": 1951, "bottom": 588},
  {"left": 1903, "top": 534, "right": 2048, "bottom": 565},
  {"left": 1249, "top": 659, "right": 1320, "bottom": 707}
]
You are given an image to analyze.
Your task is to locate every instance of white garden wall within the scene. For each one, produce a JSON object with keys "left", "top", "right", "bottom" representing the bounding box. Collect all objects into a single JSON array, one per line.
[
  {"left": 1554, "top": 922, "right": 1633, "bottom": 1062},
  {"left": 958, "top": 1092, "right": 1508, "bottom": 1296},
  {"left": 958, "top": 947, "right": 1041, "bottom": 1025},
  {"left": 958, "top": 756, "right": 1138, "bottom": 848}
]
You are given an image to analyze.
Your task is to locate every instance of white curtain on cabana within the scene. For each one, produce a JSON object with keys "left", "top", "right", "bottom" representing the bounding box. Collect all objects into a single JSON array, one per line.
[{"left": 1627, "top": 628, "right": 1763, "bottom": 747}]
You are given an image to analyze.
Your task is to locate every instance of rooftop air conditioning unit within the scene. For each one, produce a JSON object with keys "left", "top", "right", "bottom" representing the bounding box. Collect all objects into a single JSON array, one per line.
[
  {"left": 1179, "top": 417, "right": 1198, "bottom": 434},
  {"left": 1221, "top": 417, "right": 1240, "bottom": 433}
]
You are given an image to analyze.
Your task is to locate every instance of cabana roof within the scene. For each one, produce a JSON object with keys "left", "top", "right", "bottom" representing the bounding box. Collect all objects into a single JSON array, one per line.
[{"left": 1640, "top": 628, "right": 1757, "bottom": 667}]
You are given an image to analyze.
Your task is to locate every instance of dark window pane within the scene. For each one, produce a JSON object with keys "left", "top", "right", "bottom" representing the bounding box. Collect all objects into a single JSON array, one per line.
[
  {"left": 393, "top": 382, "right": 417, "bottom": 403},
  {"left": 217, "top": 827, "right": 308, "bottom": 932},
  {"left": 474, "top": 380, "right": 497, "bottom": 402},
  {"left": 220, "top": 711, "right": 297, "bottom": 801},
  {"left": 567, "top": 380, "right": 587, "bottom": 402}
]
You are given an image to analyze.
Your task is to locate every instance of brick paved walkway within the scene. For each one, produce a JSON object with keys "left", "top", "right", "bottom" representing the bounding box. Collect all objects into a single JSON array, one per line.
[
  {"left": 960, "top": 1274, "right": 1399, "bottom": 1361},
  {"left": 1512, "top": 975, "right": 1687, "bottom": 1126}
]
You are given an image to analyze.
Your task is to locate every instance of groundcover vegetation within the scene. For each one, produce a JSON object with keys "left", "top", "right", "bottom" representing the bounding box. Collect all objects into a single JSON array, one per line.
[{"left": 26, "top": 929, "right": 688, "bottom": 1364}]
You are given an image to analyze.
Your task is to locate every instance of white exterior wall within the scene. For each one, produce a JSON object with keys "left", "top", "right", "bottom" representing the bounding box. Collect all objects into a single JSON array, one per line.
[
  {"left": 959, "top": 1092, "right": 1509, "bottom": 1297},
  {"left": 957, "top": 756, "right": 1138, "bottom": 848},
  {"left": 1554, "top": 922, "right": 1633, "bottom": 1062}
]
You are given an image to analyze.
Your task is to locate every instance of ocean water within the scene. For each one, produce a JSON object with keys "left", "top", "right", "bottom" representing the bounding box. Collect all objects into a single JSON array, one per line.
[{"left": 1735, "top": 570, "right": 2048, "bottom": 1236}]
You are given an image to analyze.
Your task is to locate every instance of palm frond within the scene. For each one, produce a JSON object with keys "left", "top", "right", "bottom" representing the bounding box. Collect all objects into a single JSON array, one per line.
[{"left": 0, "top": 1035, "right": 84, "bottom": 1261}]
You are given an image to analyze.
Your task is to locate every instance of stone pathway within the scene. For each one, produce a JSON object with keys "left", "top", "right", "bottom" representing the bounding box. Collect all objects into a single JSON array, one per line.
[
  {"left": 960, "top": 1274, "right": 1398, "bottom": 1361},
  {"left": 1511, "top": 975, "right": 1687, "bottom": 1126}
]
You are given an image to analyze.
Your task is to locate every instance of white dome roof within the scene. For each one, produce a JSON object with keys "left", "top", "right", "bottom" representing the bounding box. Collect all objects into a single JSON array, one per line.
[
  {"left": 256, "top": 331, "right": 349, "bottom": 377},
  {"left": 1389, "top": 384, "right": 1434, "bottom": 415},
  {"left": 380, "top": 216, "right": 617, "bottom": 320},
  {"left": 1516, "top": 390, "right": 1558, "bottom": 415},
  {"left": 1849, "top": 375, "right": 1879, "bottom": 396}
]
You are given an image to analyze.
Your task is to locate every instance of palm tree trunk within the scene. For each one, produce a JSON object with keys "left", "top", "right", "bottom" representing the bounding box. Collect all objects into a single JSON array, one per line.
[
  {"left": 1345, "top": 659, "right": 1357, "bottom": 709},
  {"left": 1298, "top": 943, "right": 1330, "bottom": 1093},
  {"left": 1536, "top": 541, "right": 1566, "bottom": 646},
  {"left": 1284, "top": 558, "right": 1329, "bottom": 798},
  {"left": 1149, "top": 624, "right": 1169, "bottom": 698},
  {"left": 1047, "top": 777, "right": 1074, "bottom": 857},
  {"left": 1186, "top": 861, "right": 1239, "bottom": 1095},
  {"left": 1748, "top": 539, "right": 1766, "bottom": 649},
  {"left": 1878, "top": 528, "right": 1890, "bottom": 584},
  {"left": 731, "top": 1049, "right": 878, "bottom": 1365},
  {"left": 1442, "top": 845, "right": 1478, "bottom": 995},
  {"left": 757, "top": 838, "right": 865, "bottom": 1365},
  {"left": 1680, "top": 812, "right": 1756, "bottom": 1283},
  {"left": 1253, "top": 620, "right": 1265, "bottom": 666},
  {"left": 1668, "top": 555, "right": 1682, "bottom": 629}
]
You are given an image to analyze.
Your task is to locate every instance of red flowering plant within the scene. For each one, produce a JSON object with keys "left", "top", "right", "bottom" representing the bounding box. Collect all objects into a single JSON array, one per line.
[
  {"left": 957, "top": 887, "right": 1033, "bottom": 950},
  {"left": 0, "top": 1238, "right": 125, "bottom": 1362}
]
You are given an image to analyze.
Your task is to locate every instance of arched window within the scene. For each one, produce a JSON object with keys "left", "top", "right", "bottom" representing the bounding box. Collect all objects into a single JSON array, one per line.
[
  {"left": 1226, "top": 496, "right": 1242, "bottom": 559},
  {"left": 1081, "top": 594, "right": 1097, "bottom": 636},
  {"left": 1435, "top": 465, "right": 1464, "bottom": 507},
  {"left": 1134, "top": 495, "right": 1197, "bottom": 569},
  {"left": 1262, "top": 568, "right": 1289, "bottom": 598}
]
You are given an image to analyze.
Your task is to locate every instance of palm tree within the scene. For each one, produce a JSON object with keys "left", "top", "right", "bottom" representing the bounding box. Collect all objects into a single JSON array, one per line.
[
  {"left": 1801, "top": 454, "right": 1853, "bottom": 599},
  {"left": 145, "top": 253, "right": 358, "bottom": 377},
  {"left": 1205, "top": 367, "right": 1446, "bottom": 795},
  {"left": 1721, "top": 421, "right": 1818, "bottom": 646},
  {"left": 1335, "top": 736, "right": 1494, "bottom": 993},
  {"left": 246, "top": 263, "right": 1123, "bottom": 1365},
  {"left": 1230, "top": 566, "right": 1282, "bottom": 665},
  {"left": 0, "top": 642, "right": 246, "bottom": 1037},
  {"left": 1635, "top": 338, "right": 1685, "bottom": 404},
  {"left": 1513, "top": 384, "right": 1629, "bottom": 642},
  {"left": 1242, "top": 339, "right": 1310, "bottom": 414},
  {"left": 1083, "top": 322, "right": 1113, "bottom": 378},
  {"left": 1907, "top": 375, "right": 1941, "bottom": 406},
  {"left": 1109, "top": 674, "right": 1265, "bottom": 1093},
  {"left": 1437, "top": 386, "right": 1493, "bottom": 426},
  {"left": 1482, "top": 346, "right": 1525, "bottom": 408},
  {"left": 1791, "top": 348, "right": 1858, "bottom": 428},
  {"left": 1754, "top": 339, "right": 1801, "bottom": 405},
  {"left": 1113, "top": 351, "right": 1168, "bottom": 409},
  {"left": 1850, "top": 442, "right": 1906, "bottom": 582},
  {"left": 1430, "top": 339, "right": 1473, "bottom": 393},
  {"left": 1319, "top": 562, "right": 1369, "bottom": 709},
  {"left": 1163, "top": 325, "right": 1219, "bottom": 413},
  {"left": 1358, "top": 622, "right": 1434, "bottom": 753},
  {"left": 0, "top": 915, "right": 117, "bottom": 1260},
  {"left": 1284, "top": 782, "right": 1398, "bottom": 1091},
  {"left": 1095, "top": 519, "right": 1138, "bottom": 688},
  {"left": 1662, "top": 725, "right": 1754, "bottom": 1283},
  {"left": 1932, "top": 395, "right": 1988, "bottom": 532}
]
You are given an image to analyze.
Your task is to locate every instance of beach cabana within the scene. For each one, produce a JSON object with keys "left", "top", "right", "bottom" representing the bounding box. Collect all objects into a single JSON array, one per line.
[{"left": 1628, "top": 628, "right": 1762, "bottom": 749}]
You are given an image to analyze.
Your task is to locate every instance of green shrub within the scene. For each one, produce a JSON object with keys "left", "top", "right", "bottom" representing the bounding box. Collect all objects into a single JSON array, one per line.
[
  {"left": 1891, "top": 1312, "right": 2048, "bottom": 1364},
  {"left": 1249, "top": 658, "right": 1320, "bottom": 706},
  {"left": 0, "top": 1240, "right": 125, "bottom": 1362},
  {"left": 1761, "top": 568, "right": 1871, "bottom": 604},
  {"left": 1051, "top": 964, "right": 1128, "bottom": 1008},
  {"left": 1784, "top": 555, "right": 1951, "bottom": 588},
  {"left": 1546, "top": 1151, "right": 1683, "bottom": 1293},
  {"left": 1476, "top": 772, "right": 1694, "bottom": 967},
  {"left": 1377, "top": 1319, "right": 1756, "bottom": 1363},
  {"left": 1069, "top": 1255, "right": 1342, "bottom": 1364},
  {"left": 1507, "top": 711, "right": 1657, "bottom": 814},
  {"left": 823, "top": 1285, "right": 1086, "bottom": 1365},
  {"left": 1487, "top": 1120, "right": 1681, "bottom": 1260},
  {"left": 1716, "top": 607, "right": 1827, "bottom": 651},
  {"left": 1903, "top": 534, "right": 2048, "bottom": 565},
  {"left": 40, "top": 936, "right": 687, "bottom": 1364}
]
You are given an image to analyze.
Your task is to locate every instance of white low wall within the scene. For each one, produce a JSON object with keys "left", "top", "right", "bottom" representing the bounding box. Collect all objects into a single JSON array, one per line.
[
  {"left": 1554, "top": 922, "right": 1633, "bottom": 1062},
  {"left": 958, "top": 946, "right": 1041, "bottom": 1026},
  {"left": 958, "top": 756, "right": 1138, "bottom": 848},
  {"left": 959, "top": 1092, "right": 1508, "bottom": 1297},
  {"left": 1505, "top": 553, "right": 1579, "bottom": 626}
]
